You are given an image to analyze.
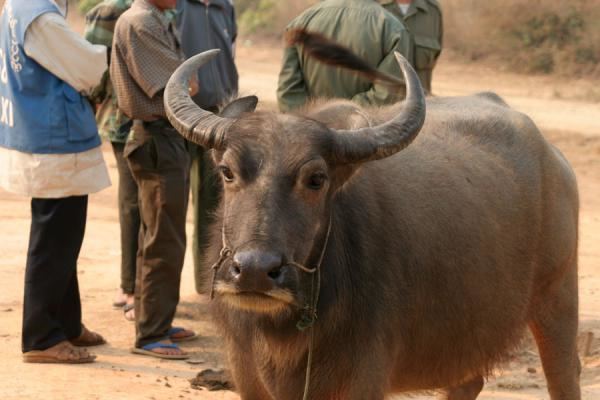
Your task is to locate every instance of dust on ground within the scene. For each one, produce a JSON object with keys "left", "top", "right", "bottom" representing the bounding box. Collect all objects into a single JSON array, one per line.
[{"left": 0, "top": 42, "right": 599, "bottom": 400}]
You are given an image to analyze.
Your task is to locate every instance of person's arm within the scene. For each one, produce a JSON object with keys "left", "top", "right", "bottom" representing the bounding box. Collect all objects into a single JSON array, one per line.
[
  {"left": 24, "top": 12, "right": 107, "bottom": 95},
  {"left": 351, "top": 27, "right": 410, "bottom": 106},
  {"left": 277, "top": 45, "right": 309, "bottom": 112},
  {"left": 84, "top": 5, "right": 119, "bottom": 105},
  {"left": 84, "top": 5, "right": 119, "bottom": 48}
]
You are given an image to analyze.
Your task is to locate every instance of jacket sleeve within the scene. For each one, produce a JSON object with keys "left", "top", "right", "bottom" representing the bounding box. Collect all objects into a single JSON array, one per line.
[
  {"left": 24, "top": 12, "right": 107, "bottom": 96},
  {"left": 84, "top": 5, "right": 117, "bottom": 105},
  {"left": 84, "top": 5, "right": 117, "bottom": 48},
  {"left": 277, "top": 45, "right": 309, "bottom": 112},
  {"left": 351, "top": 25, "right": 410, "bottom": 107}
]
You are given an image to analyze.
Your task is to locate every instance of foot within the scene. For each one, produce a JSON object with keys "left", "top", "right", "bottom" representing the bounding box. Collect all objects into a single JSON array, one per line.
[
  {"left": 168, "top": 327, "right": 197, "bottom": 342},
  {"left": 149, "top": 340, "right": 187, "bottom": 357},
  {"left": 131, "top": 340, "right": 189, "bottom": 359},
  {"left": 123, "top": 301, "right": 135, "bottom": 322},
  {"left": 112, "top": 288, "right": 127, "bottom": 309},
  {"left": 70, "top": 325, "right": 106, "bottom": 347},
  {"left": 23, "top": 340, "right": 96, "bottom": 364}
]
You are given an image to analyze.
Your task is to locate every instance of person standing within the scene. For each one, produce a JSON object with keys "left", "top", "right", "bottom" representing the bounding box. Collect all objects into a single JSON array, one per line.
[
  {"left": 84, "top": 0, "right": 139, "bottom": 320},
  {"left": 0, "top": 0, "right": 109, "bottom": 363},
  {"left": 378, "top": 0, "right": 443, "bottom": 94},
  {"left": 175, "top": 0, "right": 239, "bottom": 295},
  {"left": 111, "top": 0, "right": 198, "bottom": 359},
  {"left": 277, "top": 0, "right": 412, "bottom": 112}
]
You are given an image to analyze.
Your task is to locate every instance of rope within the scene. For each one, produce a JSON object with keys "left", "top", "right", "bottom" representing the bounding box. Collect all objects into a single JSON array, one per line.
[
  {"left": 299, "top": 216, "right": 331, "bottom": 400},
  {"left": 210, "top": 228, "right": 233, "bottom": 299},
  {"left": 209, "top": 216, "right": 333, "bottom": 400},
  {"left": 209, "top": 247, "right": 232, "bottom": 300}
]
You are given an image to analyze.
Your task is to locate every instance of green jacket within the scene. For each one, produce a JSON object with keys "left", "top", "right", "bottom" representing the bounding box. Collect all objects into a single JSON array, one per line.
[
  {"left": 379, "top": 0, "right": 443, "bottom": 93},
  {"left": 85, "top": 0, "right": 133, "bottom": 143},
  {"left": 277, "top": 0, "right": 412, "bottom": 112}
]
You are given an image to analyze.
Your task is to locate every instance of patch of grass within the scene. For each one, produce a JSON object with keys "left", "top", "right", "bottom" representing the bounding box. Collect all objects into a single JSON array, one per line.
[
  {"left": 237, "top": 0, "right": 278, "bottom": 35},
  {"left": 235, "top": 0, "right": 318, "bottom": 37},
  {"left": 510, "top": 10, "right": 584, "bottom": 49},
  {"left": 443, "top": 0, "right": 600, "bottom": 80},
  {"left": 530, "top": 51, "right": 555, "bottom": 74},
  {"left": 575, "top": 47, "right": 599, "bottom": 65}
]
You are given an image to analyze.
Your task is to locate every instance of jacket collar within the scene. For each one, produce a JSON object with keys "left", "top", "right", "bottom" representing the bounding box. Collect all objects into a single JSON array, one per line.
[
  {"left": 378, "top": 0, "right": 430, "bottom": 16},
  {"left": 406, "top": 0, "right": 428, "bottom": 18},
  {"left": 411, "top": 0, "right": 430, "bottom": 14}
]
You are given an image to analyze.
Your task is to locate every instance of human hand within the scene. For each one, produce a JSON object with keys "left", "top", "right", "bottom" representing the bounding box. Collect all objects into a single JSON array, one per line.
[{"left": 189, "top": 75, "right": 199, "bottom": 97}]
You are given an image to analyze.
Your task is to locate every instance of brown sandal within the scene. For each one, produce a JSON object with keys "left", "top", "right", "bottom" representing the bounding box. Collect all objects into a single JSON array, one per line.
[
  {"left": 23, "top": 341, "right": 96, "bottom": 364},
  {"left": 70, "top": 325, "right": 106, "bottom": 347}
]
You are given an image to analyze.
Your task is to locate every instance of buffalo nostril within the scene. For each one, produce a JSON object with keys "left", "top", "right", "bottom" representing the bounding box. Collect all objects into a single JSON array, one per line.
[
  {"left": 268, "top": 267, "right": 282, "bottom": 280},
  {"left": 230, "top": 264, "right": 241, "bottom": 278}
]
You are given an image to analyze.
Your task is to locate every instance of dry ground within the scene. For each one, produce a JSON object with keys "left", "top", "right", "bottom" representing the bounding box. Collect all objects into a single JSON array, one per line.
[{"left": 0, "top": 40, "right": 599, "bottom": 400}]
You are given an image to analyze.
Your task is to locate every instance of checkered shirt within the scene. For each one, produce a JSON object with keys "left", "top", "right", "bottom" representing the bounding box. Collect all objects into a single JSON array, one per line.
[{"left": 110, "top": 0, "right": 185, "bottom": 121}]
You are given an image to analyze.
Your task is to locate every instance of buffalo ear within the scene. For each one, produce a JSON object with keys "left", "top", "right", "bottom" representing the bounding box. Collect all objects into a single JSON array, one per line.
[{"left": 220, "top": 96, "right": 259, "bottom": 118}]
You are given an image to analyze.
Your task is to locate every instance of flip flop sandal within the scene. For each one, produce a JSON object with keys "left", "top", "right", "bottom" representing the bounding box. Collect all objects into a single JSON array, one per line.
[
  {"left": 23, "top": 341, "right": 96, "bottom": 364},
  {"left": 112, "top": 300, "right": 126, "bottom": 309},
  {"left": 123, "top": 303, "right": 135, "bottom": 322},
  {"left": 131, "top": 342, "right": 189, "bottom": 360},
  {"left": 70, "top": 325, "right": 106, "bottom": 347},
  {"left": 112, "top": 290, "right": 128, "bottom": 309},
  {"left": 168, "top": 327, "right": 198, "bottom": 342}
]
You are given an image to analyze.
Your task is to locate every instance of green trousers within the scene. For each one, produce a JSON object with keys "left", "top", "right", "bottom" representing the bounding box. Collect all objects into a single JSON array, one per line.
[
  {"left": 126, "top": 120, "right": 190, "bottom": 347},
  {"left": 111, "top": 142, "right": 140, "bottom": 295},
  {"left": 188, "top": 141, "right": 221, "bottom": 294}
]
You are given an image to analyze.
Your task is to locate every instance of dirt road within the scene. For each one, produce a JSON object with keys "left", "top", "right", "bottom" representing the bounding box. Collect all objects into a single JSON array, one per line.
[{"left": 0, "top": 43, "right": 599, "bottom": 400}]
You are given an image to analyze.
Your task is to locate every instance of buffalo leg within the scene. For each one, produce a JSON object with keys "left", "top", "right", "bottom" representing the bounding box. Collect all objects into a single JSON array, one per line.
[
  {"left": 442, "top": 376, "right": 484, "bottom": 400},
  {"left": 529, "top": 269, "right": 581, "bottom": 400}
]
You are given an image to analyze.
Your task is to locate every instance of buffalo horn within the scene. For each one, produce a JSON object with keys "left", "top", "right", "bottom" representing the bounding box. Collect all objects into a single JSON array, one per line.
[
  {"left": 164, "top": 49, "right": 234, "bottom": 150},
  {"left": 332, "top": 53, "right": 426, "bottom": 164}
]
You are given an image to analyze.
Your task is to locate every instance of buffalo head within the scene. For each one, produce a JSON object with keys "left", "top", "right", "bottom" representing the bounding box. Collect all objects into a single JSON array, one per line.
[{"left": 164, "top": 49, "right": 425, "bottom": 317}]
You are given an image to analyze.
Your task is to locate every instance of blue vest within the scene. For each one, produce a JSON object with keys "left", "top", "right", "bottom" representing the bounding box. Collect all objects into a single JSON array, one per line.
[{"left": 0, "top": 0, "right": 100, "bottom": 154}]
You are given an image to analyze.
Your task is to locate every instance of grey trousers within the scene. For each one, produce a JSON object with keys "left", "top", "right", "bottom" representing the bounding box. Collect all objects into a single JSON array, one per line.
[{"left": 125, "top": 120, "right": 190, "bottom": 347}]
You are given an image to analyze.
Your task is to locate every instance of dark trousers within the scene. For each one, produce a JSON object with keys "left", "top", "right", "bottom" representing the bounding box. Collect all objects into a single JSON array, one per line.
[
  {"left": 188, "top": 141, "right": 220, "bottom": 294},
  {"left": 22, "top": 196, "right": 87, "bottom": 352},
  {"left": 111, "top": 141, "right": 140, "bottom": 294},
  {"left": 125, "top": 120, "right": 190, "bottom": 347}
]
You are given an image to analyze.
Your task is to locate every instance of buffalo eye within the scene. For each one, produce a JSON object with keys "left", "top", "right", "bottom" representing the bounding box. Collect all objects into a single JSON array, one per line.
[
  {"left": 307, "top": 173, "right": 327, "bottom": 190},
  {"left": 219, "top": 165, "right": 235, "bottom": 182}
]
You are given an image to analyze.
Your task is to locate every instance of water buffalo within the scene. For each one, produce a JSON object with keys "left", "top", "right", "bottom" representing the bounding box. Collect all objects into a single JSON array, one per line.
[{"left": 164, "top": 33, "right": 580, "bottom": 400}]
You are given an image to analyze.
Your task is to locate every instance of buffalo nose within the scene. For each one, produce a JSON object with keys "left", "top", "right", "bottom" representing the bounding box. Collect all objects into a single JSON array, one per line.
[{"left": 230, "top": 249, "right": 286, "bottom": 290}]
